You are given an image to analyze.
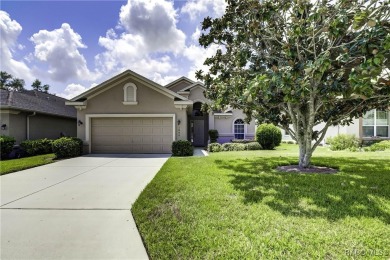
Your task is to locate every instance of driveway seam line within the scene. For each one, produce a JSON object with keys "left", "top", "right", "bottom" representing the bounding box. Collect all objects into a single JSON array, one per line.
[{"left": 0, "top": 158, "right": 120, "bottom": 208}]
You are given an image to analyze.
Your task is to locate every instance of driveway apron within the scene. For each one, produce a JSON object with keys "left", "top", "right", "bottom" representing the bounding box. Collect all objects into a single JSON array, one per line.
[{"left": 1, "top": 154, "right": 170, "bottom": 259}]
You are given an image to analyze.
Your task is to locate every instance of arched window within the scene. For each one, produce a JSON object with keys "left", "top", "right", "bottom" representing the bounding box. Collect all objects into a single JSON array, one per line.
[
  {"left": 234, "top": 119, "right": 245, "bottom": 139},
  {"left": 123, "top": 83, "right": 138, "bottom": 105}
]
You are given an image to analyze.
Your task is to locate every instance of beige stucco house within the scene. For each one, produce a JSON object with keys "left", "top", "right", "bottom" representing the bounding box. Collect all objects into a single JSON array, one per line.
[
  {"left": 0, "top": 89, "right": 77, "bottom": 143},
  {"left": 281, "top": 109, "right": 390, "bottom": 143},
  {"left": 66, "top": 70, "right": 256, "bottom": 154}
]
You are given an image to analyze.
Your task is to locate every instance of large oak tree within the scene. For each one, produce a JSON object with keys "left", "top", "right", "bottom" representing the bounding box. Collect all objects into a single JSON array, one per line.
[{"left": 197, "top": 0, "right": 390, "bottom": 168}]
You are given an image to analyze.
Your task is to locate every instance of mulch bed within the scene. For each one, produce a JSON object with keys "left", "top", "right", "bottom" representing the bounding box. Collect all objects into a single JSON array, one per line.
[{"left": 277, "top": 165, "right": 338, "bottom": 174}]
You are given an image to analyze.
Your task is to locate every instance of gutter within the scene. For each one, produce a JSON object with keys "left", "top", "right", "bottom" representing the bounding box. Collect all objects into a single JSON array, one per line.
[{"left": 27, "top": 112, "right": 36, "bottom": 140}]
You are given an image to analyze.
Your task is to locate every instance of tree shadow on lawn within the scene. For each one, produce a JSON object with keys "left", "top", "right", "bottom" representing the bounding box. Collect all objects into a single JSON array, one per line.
[{"left": 214, "top": 156, "right": 390, "bottom": 223}]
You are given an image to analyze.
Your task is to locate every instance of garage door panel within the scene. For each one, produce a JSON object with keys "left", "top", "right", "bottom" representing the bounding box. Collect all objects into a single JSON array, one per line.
[{"left": 91, "top": 117, "right": 173, "bottom": 154}]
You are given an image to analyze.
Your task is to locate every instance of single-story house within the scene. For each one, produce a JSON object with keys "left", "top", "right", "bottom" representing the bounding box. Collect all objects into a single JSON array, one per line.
[
  {"left": 66, "top": 70, "right": 388, "bottom": 154},
  {"left": 0, "top": 89, "right": 77, "bottom": 143},
  {"left": 282, "top": 109, "right": 390, "bottom": 143},
  {"left": 66, "top": 70, "right": 256, "bottom": 154}
]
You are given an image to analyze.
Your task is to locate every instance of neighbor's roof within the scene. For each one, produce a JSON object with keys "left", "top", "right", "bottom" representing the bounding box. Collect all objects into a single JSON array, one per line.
[
  {"left": 164, "top": 76, "right": 195, "bottom": 90},
  {"left": 0, "top": 89, "right": 76, "bottom": 118}
]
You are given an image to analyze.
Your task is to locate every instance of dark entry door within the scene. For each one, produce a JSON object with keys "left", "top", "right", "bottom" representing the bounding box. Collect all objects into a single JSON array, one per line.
[{"left": 193, "top": 120, "right": 205, "bottom": 146}]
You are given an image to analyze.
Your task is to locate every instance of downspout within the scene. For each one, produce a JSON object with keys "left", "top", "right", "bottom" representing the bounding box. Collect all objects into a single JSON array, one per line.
[{"left": 27, "top": 112, "right": 36, "bottom": 140}]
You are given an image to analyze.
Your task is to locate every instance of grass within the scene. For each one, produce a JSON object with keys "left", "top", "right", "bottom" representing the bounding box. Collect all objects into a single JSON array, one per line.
[
  {"left": 132, "top": 144, "right": 390, "bottom": 259},
  {"left": 0, "top": 154, "right": 56, "bottom": 175}
]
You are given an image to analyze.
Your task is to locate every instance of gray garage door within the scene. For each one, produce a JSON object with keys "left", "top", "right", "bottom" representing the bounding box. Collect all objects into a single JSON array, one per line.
[{"left": 91, "top": 117, "right": 173, "bottom": 153}]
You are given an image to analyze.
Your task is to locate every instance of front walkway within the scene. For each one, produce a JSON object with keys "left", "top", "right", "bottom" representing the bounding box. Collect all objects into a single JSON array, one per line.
[{"left": 0, "top": 154, "right": 170, "bottom": 259}]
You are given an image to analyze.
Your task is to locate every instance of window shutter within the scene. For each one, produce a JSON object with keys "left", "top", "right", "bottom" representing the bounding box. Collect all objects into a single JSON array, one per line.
[{"left": 127, "top": 86, "right": 135, "bottom": 102}]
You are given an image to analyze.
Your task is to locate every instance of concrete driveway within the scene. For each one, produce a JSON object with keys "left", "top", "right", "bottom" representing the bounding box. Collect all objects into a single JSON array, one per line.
[{"left": 0, "top": 154, "right": 170, "bottom": 259}]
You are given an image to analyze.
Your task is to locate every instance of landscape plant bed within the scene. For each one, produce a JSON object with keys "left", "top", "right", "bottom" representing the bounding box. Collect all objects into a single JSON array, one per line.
[
  {"left": 0, "top": 154, "right": 56, "bottom": 175},
  {"left": 132, "top": 144, "right": 390, "bottom": 259},
  {"left": 277, "top": 165, "right": 338, "bottom": 174}
]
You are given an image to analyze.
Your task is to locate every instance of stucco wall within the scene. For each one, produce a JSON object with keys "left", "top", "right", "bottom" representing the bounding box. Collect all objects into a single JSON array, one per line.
[
  {"left": 214, "top": 109, "right": 256, "bottom": 143},
  {"left": 188, "top": 86, "right": 206, "bottom": 102},
  {"left": 0, "top": 111, "right": 10, "bottom": 137},
  {"left": 29, "top": 115, "right": 76, "bottom": 140},
  {"left": 76, "top": 76, "right": 188, "bottom": 144},
  {"left": 9, "top": 112, "right": 27, "bottom": 143}
]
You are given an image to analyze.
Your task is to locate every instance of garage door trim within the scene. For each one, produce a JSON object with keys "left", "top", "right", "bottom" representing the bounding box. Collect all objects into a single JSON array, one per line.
[{"left": 85, "top": 114, "right": 176, "bottom": 153}]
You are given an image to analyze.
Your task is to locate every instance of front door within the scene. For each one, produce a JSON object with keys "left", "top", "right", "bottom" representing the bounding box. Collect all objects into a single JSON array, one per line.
[{"left": 193, "top": 120, "right": 205, "bottom": 147}]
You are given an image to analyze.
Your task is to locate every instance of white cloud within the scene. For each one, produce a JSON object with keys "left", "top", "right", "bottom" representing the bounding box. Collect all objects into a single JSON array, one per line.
[
  {"left": 183, "top": 44, "right": 220, "bottom": 80},
  {"left": 57, "top": 82, "right": 97, "bottom": 100},
  {"left": 95, "top": 0, "right": 185, "bottom": 80},
  {"left": 191, "top": 27, "right": 201, "bottom": 42},
  {"left": 181, "top": 0, "right": 227, "bottom": 20},
  {"left": 152, "top": 73, "right": 181, "bottom": 85},
  {"left": 0, "top": 11, "right": 33, "bottom": 81},
  {"left": 30, "top": 23, "right": 99, "bottom": 83},
  {"left": 119, "top": 0, "right": 185, "bottom": 53}
]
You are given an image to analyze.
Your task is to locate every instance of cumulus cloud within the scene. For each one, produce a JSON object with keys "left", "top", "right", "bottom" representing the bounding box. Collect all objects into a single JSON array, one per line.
[
  {"left": 30, "top": 23, "right": 99, "bottom": 83},
  {"left": 183, "top": 44, "right": 220, "bottom": 80},
  {"left": 95, "top": 0, "right": 185, "bottom": 80},
  {"left": 57, "top": 82, "right": 97, "bottom": 100},
  {"left": 119, "top": 0, "right": 185, "bottom": 53},
  {"left": 181, "top": 0, "right": 227, "bottom": 20},
  {"left": 0, "top": 11, "right": 33, "bottom": 81}
]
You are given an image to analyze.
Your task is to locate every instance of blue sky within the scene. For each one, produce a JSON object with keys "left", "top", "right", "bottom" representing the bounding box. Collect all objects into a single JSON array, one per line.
[{"left": 1, "top": 0, "right": 225, "bottom": 98}]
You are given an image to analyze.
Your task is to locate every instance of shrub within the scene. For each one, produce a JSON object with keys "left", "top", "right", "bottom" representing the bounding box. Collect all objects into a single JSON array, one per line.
[
  {"left": 20, "top": 138, "right": 53, "bottom": 156},
  {"left": 327, "top": 134, "right": 360, "bottom": 151},
  {"left": 364, "top": 140, "right": 390, "bottom": 152},
  {"left": 231, "top": 139, "right": 255, "bottom": 144},
  {"left": 70, "top": 137, "right": 83, "bottom": 155},
  {"left": 172, "top": 140, "right": 193, "bottom": 156},
  {"left": 0, "top": 135, "right": 15, "bottom": 158},
  {"left": 287, "top": 141, "right": 295, "bottom": 144},
  {"left": 222, "top": 143, "right": 246, "bottom": 151},
  {"left": 245, "top": 142, "right": 262, "bottom": 150},
  {"left": 52, "top": 137, "right": 80, "bottom": 159},
  {"left": 208, "top": 129, "right": 219, "bottom": 143},
  {"left": 255, "top": 123, "right": 282, "bottom": 150},
  {"left": 207, "top": 143, "right": 222, "bottom": 152}
]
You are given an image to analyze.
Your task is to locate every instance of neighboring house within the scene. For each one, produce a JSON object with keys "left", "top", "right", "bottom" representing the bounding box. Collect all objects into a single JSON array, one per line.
[
  {"left": 66, "top": 70, "right": 256, "bottom": 154},
  {"left": 0, "top": 89, "right": 77, "bottom": 144},
  {"left": 281, "top": 109, "right": 390, "bottom": 143}
]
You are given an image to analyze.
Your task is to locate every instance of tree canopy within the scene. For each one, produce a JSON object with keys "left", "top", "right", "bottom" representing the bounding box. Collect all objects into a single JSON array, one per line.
[
  {"left": 0, "top": 71, "right": 25, "bottom": 92},
  {"left": 31, "top": 79, "right": 50, "bottom": 93},
  {"left": 197, "top": 0, "right": 390, "bottom": 168}
]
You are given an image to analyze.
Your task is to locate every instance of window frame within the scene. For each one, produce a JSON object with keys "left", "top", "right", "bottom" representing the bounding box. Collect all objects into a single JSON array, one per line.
[
  {"left": 233, "top": 118, "right": 245, "bottom": 139},
  {"left": 362, "top": 109, "right": 389, "bottom": 138},
  {"left": 123, "top": 83, "right": 138, "bottom": 105}
]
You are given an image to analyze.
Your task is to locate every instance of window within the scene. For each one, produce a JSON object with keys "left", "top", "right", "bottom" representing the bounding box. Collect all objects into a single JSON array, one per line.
[
  {"left": 363, "top": 109, "right": 389, "bottom": 137},
  {"left": 123, "top": 83, "right": 138, "bottom": 105},
  {"left": 234, "top": 119, "right": 245, "bottom": 139},
  {"left": 192, "top": 102, "right": 203, "bottom": 117}
]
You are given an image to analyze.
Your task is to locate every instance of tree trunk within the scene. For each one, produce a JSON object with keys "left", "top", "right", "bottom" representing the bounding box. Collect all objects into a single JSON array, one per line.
[{"left": 297, "top": 130, "right": 313, "bottom": 169}]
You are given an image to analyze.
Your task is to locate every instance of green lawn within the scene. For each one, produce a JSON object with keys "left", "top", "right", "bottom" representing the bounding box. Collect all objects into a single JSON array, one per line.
[
  {"left": 132, "top": 144, "right": 390, "bottom": 259},
  {"left": 0, "top": 154, "right": 56, "bottom": 175}
]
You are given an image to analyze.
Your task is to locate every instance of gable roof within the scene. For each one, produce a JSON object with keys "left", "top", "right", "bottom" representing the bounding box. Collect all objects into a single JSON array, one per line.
[
  {"left": 69, "top": 70, "right": 188, "bottom": 102},
  {"left": 0, "top": 89, "right": 76, "bottom": 118},
  {"left": 179, "top": 82, "right": 207, "bottom": 92},
  {"left": 164, "top": 76, "right": 195, "bottom": 90}
]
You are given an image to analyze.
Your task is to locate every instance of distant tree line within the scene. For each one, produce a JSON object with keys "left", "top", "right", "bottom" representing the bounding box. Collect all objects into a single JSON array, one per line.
[{"left": 0, "top": 71, "right": 50, "bottom": 93}]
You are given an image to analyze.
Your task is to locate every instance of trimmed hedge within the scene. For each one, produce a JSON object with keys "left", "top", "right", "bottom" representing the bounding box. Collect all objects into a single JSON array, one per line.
[
  {"left": 231, "top": 139, "right": 255, "bottom": 144},
  {"left": 70, "top": 137, "right": 84, "bottom": 155},
  {"left": 52, "top": 137, "right": 81, "bottom": 159},
  {"left": 208, "top": 129, "right": 219, "bottom": 143},
  {"left": 327, "top": 134, "right": 360, "bottom": 151},
  {"left": 222, "top": 143, "right": 246, "bottom": 151},
  {"left": 208, "top": 142, "right": 262, "bottom": 152},
  {"left": 245, "top": 142, "right": 262, "bottom": 150},
  {"left": 20, "top": 138, "right": 53, "bottom": 156},
  {"left": 256, "top": 123, "right": 282, "bottom": 150},
  {"left": 208, "top": 143, "right": 222, "bottom": 152},
  {"left": 364, "top": 140, "right": 390, "bottom": 152},
  {"left": 0, "top": 135, "right": 15, "bottom": 158},
  {"left": 172, "top": 140, "right": 193, "bottom": 156}
]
